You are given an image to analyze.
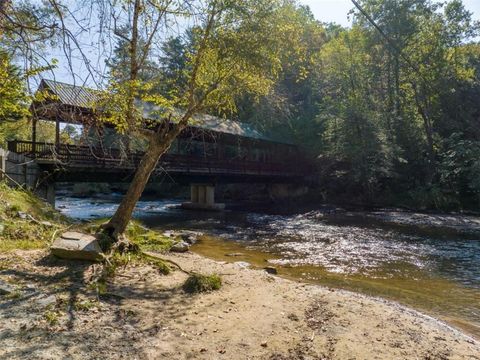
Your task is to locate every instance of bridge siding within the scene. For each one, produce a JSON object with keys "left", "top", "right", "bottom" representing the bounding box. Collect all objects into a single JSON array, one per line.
[{"left": 8, "top": 140, "right": 304, "bottom": 183}]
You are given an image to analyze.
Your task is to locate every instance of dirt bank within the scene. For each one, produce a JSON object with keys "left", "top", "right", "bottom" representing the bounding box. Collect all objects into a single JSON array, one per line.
[{"left": 0, "top": 249, "right": 479, "bottom": 359}]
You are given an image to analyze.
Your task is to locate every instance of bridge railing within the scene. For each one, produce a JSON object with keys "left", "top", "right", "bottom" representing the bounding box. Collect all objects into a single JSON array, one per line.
[
  {"left": 8, "top": 140, "right": 305, "bottom": 177},
  {"left": 8, "top": 140, "right": 141, "bottom": 166}
]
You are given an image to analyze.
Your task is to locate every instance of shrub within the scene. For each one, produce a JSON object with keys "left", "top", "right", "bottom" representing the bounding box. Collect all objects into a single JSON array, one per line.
[{"left": 183, "top": 273, "right": 222, "bottom": 294}]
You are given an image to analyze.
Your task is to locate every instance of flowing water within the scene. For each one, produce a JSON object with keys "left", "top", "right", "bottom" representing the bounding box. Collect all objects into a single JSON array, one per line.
[{"left": 57, "top": 195, "right": 480, "bottom": 338}]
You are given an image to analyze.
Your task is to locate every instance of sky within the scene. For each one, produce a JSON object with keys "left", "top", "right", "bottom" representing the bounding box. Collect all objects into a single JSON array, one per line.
[
  {"left": 47, "top": 0, "right": 480, "bottom": 87},
  {"left": 299, "top": 0, "right": 480, "bottom": 26}
]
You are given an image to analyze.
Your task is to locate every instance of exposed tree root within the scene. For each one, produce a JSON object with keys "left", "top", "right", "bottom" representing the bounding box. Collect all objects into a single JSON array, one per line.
[
  {"left": 141, "top": 251, "right": 191, "bottom": 275},
  {"left": 90, "top": 227, "right": 190, "bottom": 285}
]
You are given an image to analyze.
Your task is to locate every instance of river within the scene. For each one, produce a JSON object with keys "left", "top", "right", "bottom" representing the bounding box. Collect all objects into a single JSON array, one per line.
[{"left": 57, "top": 194, "right": 480, "bottom": 338}]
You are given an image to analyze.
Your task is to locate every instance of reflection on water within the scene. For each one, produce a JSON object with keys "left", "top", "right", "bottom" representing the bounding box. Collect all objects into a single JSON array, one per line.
[
  {"left": 244, "top": 212, "right": 480, "bottom": 287},
  {"left": 57, "top": 196, "right": 480, "bottom": 337}
]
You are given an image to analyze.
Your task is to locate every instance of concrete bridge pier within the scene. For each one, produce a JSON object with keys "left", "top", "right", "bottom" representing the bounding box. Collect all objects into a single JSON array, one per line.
[
  {"left": 0, "top": 148, "right": 55, "bottom": 207},
  {"left": 182, "top": 184, "right": 225, "bottom": 211},
  {"left": 35, "top": 181, "right": 56, "bottom": 207}
]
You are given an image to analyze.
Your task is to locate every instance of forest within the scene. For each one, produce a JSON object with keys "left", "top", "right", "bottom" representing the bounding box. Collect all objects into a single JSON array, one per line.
[{"left": 1, "top": 0, "right": 480, "bottom": 211}]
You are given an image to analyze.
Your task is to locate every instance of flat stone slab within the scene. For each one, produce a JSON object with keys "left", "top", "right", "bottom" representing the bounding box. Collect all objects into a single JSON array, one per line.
[{"left": 51, "top": 231, "right": 103, "bottom": 261}]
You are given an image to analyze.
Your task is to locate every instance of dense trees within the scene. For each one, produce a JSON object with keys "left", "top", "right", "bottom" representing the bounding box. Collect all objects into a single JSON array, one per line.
[
  {"left": 0, "top": 0, "right": 61, "bottom": 146},
  {"left": 313, "top": 0, "right": 480, "bottom": 209},
  {"left": 242, "top": 0, "right": 480, "bottom": 210}
]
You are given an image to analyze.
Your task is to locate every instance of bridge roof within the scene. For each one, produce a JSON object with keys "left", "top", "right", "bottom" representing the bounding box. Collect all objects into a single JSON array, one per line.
[
  {"left": 38, "top": 79, "right": 281, "bottom": 144},
  {"left": 40, "top": 79, "right": 100, "bottom": 109}
]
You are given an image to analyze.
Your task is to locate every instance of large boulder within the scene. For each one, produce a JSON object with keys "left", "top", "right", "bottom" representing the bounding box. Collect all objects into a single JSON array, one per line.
[{"left": 51, "top": 231, "right": 103, "bottom": 261}]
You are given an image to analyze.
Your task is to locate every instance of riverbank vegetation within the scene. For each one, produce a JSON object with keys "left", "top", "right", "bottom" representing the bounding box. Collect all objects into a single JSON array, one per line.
[
  {"left": 0, "top": 181, "right": 220, "bottom": 286},
  {"left": 0, "top": 182, "right": 67, "bottom": 251}
]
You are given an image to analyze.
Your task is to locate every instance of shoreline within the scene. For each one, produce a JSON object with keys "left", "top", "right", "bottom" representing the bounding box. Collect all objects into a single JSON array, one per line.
[
  {"left": 189, "top": 232, "right": 480, "bottom": 340},
  {"left": 1, "top": 249, "right": 479, "bottom": 359}
]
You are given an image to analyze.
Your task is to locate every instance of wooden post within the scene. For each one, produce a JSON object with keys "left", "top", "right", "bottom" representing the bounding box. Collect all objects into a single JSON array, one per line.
[
  {"left": 217, "top": 142, "right": 224, "bottom": 160},
  {"left": 198, "top": 185, "right": 206, "bottom": 204},
  {"left": 55, "top": 114, "right": 60, "bottom": 149},
  {"left": 32, "top": 117, "right": 37, "bottom": 156},
  {"left": 0, "top": 148, "right": 5, "bottom": 181},
  {"left": 205, "top": 185, "right": 215, "bottom": 206}
]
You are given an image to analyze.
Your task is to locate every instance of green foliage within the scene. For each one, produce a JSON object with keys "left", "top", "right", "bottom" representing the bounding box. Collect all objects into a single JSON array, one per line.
[
  {"left": 0, "top": 182, "right": 68, "bottom": 251},
  {"left": 439, "top": 134, "right": 480, "bottom": 208},
  {"left": 2, "top": 0, "right": 480, "bottom": 212},
  {"left": 88, "top": 280, "right": 108, "bottom": 296},
  {"left": 319, "top": 26, "right": 395, "bottom": 197},
  {"left": 0, "top": 118, "right": 65, "bottom": 148},
  {"left": 0, "top": 51, "right": 29, "bottom": 123},
  {"left": 297, "top": 0, "right": 480, "bottom": 209},
  {"left": 43, "top": 309, "right": 59, "bottom": 326},
  {"left": 98, "top": 0, "right": 289, "bottom": 137},
  {"left": 83, "top": 219, "right": 172, "bottom": 275},
  {"left": 236, "top": 3, "right": 327, "bottom": 145},
  {"left": 183, "top": 273, "right": 222, "bottom": 294},
  {"left": 0, "top": 182, "right": 64, "bottom": 222}
]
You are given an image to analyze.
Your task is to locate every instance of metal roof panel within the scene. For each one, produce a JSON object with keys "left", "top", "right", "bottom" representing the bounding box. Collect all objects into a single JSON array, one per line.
[{"left": 39, "top": 79, "right": 285, "bottom": 144}]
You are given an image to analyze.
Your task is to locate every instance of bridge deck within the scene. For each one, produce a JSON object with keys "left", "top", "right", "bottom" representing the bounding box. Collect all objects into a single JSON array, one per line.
[{"left": 8, "top": 140, "right": 302, "bottom": 181}]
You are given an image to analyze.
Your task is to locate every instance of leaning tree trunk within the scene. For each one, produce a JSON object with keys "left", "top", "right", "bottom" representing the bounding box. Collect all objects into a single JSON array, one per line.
[{"left": 106, "top": 136, "right": 171, "bottom": 238}]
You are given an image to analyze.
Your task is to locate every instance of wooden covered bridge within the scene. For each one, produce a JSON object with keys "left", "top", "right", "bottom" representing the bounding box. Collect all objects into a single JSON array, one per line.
[{"left": 6, "top": 80, "right": 309, "bottom": 208}]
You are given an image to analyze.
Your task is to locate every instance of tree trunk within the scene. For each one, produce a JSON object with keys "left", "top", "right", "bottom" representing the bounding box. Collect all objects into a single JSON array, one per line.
[
  {"left": 106, "top": 138, "right": 168, "bottom": 237},
  {"left": 414, "top": 90, "right": 436, "bottom": 184}
]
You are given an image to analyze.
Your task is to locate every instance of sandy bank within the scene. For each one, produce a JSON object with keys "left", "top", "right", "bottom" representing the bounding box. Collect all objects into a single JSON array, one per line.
[{"left": 0, "top": 249, "right": 479, "bottom": 359}]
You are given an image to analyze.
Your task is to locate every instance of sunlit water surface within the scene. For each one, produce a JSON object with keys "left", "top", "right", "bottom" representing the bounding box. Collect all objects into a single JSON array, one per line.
[{"left": 57, "top": 195, "right": 480, "bottom": 338}]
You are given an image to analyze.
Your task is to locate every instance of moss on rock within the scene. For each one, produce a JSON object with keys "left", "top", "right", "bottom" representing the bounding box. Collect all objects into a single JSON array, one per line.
[
  {"left": 126, "top": 221, "right": 174, "bottom": 252},
  {"left": 183, "top": 273, "right": 222, "bottom": 294}
]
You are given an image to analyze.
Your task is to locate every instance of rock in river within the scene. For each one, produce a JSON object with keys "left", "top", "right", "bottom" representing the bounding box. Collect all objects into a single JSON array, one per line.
[
  {"left": 234, "top": 261, "right": 251, "bottom": 269},
  {"left": 180, "top": 231, "right": 203, "bottom": 245},
  {"left": 170, "top": 241, "right": 190, "bottom": 253},
  {"left": 264, "top": 266, "right": 278, "bottom": 275}
]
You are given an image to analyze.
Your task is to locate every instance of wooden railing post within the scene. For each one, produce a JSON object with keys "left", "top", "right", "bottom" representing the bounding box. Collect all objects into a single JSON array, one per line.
[
  {"left": 32, "top": 117, "right": 37, "bottom": 155},
  {"left": 7, "top": 140, "right": 17, "bottom": 152}
]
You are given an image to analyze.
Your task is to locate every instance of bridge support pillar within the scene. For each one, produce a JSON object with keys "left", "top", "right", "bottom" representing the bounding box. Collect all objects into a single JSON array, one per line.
[
  {"left": 182, "top": 184, "right": 225, "bottom": 211},
  {"left": 35, "top": 181, "right": 55, "bottom": 207},
  {"left": 190, "top": 184, "right": 199, "bottom": 203}
]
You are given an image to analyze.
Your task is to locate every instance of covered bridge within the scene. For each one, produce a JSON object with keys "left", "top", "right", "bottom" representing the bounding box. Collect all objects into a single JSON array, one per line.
[{"left": 7, "top": 80, "right": 308, "bottom": 207}]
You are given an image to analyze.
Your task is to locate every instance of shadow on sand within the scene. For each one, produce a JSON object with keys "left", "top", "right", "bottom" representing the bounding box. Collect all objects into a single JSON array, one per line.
[{"left": 0, "top": 252, "right": 193, "bottom": 359}]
